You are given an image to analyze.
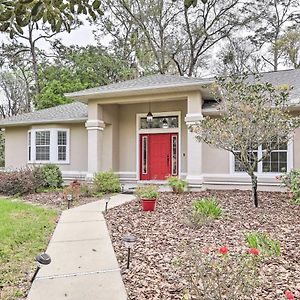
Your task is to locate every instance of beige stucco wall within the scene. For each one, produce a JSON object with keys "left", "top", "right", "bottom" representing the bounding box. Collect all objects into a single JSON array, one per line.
[
  {"left": 4, "top": 123, "right": 88, "bottom": 172},
  {"left": 202, "top": 143, "right": 230, "bottom": 174},
  {"left": 5, "top": 126, "right": 29, "bottom": 169},
  {"left": 294, "top": 126, "right": 300, "bottom": 169},
  {"left": 116, "top": 100, "right": 188, "bottom": 176}
]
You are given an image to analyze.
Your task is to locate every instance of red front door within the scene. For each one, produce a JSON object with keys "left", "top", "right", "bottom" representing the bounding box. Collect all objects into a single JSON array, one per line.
[{"left": 140, "top": 133, "right": 178, "bottom": 180}]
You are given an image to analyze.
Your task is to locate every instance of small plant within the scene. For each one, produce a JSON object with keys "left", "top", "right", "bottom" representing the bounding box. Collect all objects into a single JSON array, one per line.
[
  {"left": 192, "top": 198, "right": 223, "bottom": 225},
  {"left": 136, "top": 185, "right": 158, "bottom": 199},
  {"left": 93, "top": 170, "right": 121, "bottom": 194},
  {"left": 166, "top": 176, "right": 187, "bottom": 193},
  {"left": 245, "top": 231, "right": 281, "bottom": 257},
  {"left": 177, "top": 245, "right": 262, "bottom": 300},
  {"left": 40, "top": 164, "right": 63, "bottom": 188},
  {"left": 80, "top": 182, "right": 93, "bottom": 197},
  {"left": 63, "top": 180, "right": 81, "bottom": 200},
  {"left": 279, "top": 169, "right": 300, "bottom": 204}
]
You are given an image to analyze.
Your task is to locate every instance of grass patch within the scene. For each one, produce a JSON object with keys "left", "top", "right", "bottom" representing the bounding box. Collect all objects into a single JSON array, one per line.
[{"left": 0, "top": 198, "right": 58, "bottom": 299}]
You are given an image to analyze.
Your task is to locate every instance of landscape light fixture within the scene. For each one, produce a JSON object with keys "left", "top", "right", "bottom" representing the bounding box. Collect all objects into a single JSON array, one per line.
[
  {"left": 105, "top": 197, "right": 110, "bottom": 213},
  {"left": 30, "top": 253, "right": 51, "bottom": 283},
  {"left": 67, "top": 193, "right": 73, "bottom": 209},
  {"left": 146, "top": 103, "right": 153, "bottom": 123},
  {"left": 122, "top": 235, "right": 137, "bottom": 269}
]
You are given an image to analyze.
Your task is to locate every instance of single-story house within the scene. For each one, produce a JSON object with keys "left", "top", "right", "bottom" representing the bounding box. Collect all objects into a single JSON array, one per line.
[{"left": 0, "top": 69, "right": 300, "bottom": 190}]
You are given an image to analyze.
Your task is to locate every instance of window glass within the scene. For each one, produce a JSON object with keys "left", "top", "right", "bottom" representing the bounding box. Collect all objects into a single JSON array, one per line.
[
  {"left": 28, "top": 132, "right": 31, "bottom": 161},
  {"left": 35, "top": 131, "right": 50, "bottom": 161},
  {"left": 172, "top": 135, "right": 177, "bottom": 175},
  {"left": 140, "top": 116, "right": 178, "bottom": 129},
  {"left": 58, "top": 131, "right": 67, "bottom": 161},
  {"left": 234, "top": 150, "right": 258, "bottom": 172},
  {"left": 262, "top": 142, "right": 287, "bottom": 173},
  {"left": 142, "top": 136, "right": 147, "bottom": 174}
]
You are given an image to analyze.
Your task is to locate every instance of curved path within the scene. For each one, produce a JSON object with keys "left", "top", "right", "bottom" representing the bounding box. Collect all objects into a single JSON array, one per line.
[{"left": 27, "top": 194, "right": 135, "bottom": 300}]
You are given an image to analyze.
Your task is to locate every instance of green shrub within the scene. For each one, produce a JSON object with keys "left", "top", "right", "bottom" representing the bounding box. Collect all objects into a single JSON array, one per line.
[
  {"left": 40, "top": 164, "right": 63, "bottom": 188},
  {"left": 0, "top": 167, "right": 44, "bottom": 195},
  {"left": 245, "top": 231, "right": 281, "bottom": 257},
  {"left": 93, "top": 171, "right": 121, "bottom": 194},
  {"left": 280, "top": 169, "right": 300, "bottom": 204},
  {"left": 167, "top": 176, "right": 187, "bottom": 193},
  {"left": 135, "top": 185, "right": 158, "bottom": 199},
  {"left": 192, "top": 198, "right": 223, "bottom": 225}
]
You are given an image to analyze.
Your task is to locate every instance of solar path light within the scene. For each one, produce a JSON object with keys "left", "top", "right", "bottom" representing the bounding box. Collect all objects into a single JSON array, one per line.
[
  {"left": 30, "top": 253, "right": 51, "bottom": 283},
  {"left": 67, "top": 193, "right": 73, "bottom": 209},
  {"left": 105, "top": 197, "right": 110, "bottom": 213},
  {"left": 122, "top": 235, "right": 137, "bottom": 269}
]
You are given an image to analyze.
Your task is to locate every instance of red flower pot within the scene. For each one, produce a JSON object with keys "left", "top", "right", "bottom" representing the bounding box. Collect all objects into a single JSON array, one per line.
[{"left": 141, "top": 198, "right": 156, "bottom": 211}]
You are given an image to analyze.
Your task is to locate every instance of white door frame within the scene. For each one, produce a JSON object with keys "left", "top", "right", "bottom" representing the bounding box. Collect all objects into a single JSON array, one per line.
[{"left": 135, "top": 111, "right": 182, "bottom": 181}]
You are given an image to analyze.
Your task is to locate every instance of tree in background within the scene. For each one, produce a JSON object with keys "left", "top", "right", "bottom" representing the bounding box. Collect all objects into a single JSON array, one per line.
[
  {"left": 0, "top": 70, "right": 30, "bottom": 118},
  {"left": 191, "top": 75, "right": 300, "bottom": 207},
  {"left": 249, "top": 0, "right": 300, "bottom": 71},
  {"left": 216, "top": 38, "right": 263, "bottom": 75},
  {"left": 0, "top": 0, "right": 102, "bottom": 35},
  {"left": 278, "top": 28, "right": 300, "bottom": 69},
  {"left": 35, "top": 43, "right": 134, "bottom": 109},
  {"left": 96, "top": 0, "right": 247, "bottom": 76}
]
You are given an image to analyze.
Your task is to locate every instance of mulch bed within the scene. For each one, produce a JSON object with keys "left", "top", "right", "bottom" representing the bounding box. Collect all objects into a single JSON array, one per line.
[
  {"left": 22, "top": 191, "right": 105, "bottom": 211},
  {"left": 105, "top": 190, "right": 300, "bottom": 300}
]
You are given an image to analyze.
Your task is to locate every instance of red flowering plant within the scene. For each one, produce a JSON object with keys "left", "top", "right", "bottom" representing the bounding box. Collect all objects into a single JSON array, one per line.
[
  {"left": 280, "top": 170, "right": 300, "bottom": 204},
  {"left": 285, "top": 290, "right": 295, "bottom": 300},
  {"left": 63, "top": 180, "right": 81, "bottom": 200},
  {"left": 176, "top": 245, "right": 261, "bottom": 300}
]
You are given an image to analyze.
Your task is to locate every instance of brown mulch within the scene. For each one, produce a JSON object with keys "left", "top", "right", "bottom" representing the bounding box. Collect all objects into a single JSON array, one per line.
[
  {"left": 22, "top": 191, "right": 105, "bottom": 211},
  {"left": 105, "top": 190, "right": 300, "bottom": 300}
]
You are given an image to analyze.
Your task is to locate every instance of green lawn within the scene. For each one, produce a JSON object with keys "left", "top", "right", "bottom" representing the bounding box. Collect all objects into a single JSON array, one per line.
[{"left": 0, "top": 198, "right": 58, "bottom": 299}]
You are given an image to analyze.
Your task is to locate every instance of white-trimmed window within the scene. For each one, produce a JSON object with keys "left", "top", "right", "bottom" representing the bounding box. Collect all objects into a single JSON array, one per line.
[
  {"left": 28, "top": 129, "right": 70, "bottom": 164},
  {"left": 233, "top": 140, "right": 292, "bottom": 174}
]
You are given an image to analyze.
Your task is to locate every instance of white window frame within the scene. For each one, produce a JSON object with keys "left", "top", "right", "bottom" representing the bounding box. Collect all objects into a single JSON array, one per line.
[
  {"left": 230, "top": 139, "right": 293, "bottom": 175},
  {"left": 28, "top": 128, "right": 70, "bottom": 164}
]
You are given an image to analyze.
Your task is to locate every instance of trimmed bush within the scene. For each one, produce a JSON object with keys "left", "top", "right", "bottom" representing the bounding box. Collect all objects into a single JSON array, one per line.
[
  {"left": 0, "top": 167, "right": 44, "bottom": 195},
  {"left": 167, "top": 176, "right": 187, "bottom": 193},
  {"left": 245, "top": 231, "right": 281, "bottom": 257},
  {"left": 40, "top": 164, "right": 63, "bottom": 188},
  {"left": 93, "top": 171, "right": 121, "bottom": 194},
  {"left": 192, "top": 198, "right": 223, "bottom": 225}
]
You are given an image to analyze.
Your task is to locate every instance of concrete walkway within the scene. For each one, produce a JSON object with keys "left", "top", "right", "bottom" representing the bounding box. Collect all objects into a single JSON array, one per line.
[{"left": 27, "top": 194, "right": 135, "bottom": 300}]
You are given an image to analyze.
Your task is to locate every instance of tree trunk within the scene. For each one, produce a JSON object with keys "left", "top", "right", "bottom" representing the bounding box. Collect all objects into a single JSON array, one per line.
[{"left": 250, "top": 173, "right": 258, "bottom": 207}]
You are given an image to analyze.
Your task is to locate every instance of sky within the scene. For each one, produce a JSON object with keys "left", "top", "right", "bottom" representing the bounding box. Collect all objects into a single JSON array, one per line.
[{"left": 0, "top": 21, "right": 99, "bottom": 51}]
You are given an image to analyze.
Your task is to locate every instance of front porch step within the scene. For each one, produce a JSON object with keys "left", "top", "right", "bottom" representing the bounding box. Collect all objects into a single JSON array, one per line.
[{"left": 121, "top": 181, "right": 172, "bottom": 193}]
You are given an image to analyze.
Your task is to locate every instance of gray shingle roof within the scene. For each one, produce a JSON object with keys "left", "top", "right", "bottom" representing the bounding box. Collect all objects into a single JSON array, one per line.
[
  {"left": 0, "top": 102, "right": 88, "bottom": 127},
  {"left": 65, "top": 74, "right": 213, "bottom": 98},
  {"left": 0, "top": 70, "right": 299, "bottom": 127},
  {"left": 257, "top": 69, "right": 300, "bottom": 103}
]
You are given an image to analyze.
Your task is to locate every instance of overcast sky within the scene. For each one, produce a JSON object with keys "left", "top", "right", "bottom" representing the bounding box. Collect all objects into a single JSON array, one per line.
[{"left": 0, "top": 21, "right": 99, "bottom": 51}]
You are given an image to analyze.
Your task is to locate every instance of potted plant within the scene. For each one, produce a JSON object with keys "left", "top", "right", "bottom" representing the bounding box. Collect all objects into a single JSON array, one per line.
[
  {"left": 136, "top": 185, "right": 158, "bottom": 211},
  {"left": 167, "top": 176, "right": 187, "bottom": 193}
]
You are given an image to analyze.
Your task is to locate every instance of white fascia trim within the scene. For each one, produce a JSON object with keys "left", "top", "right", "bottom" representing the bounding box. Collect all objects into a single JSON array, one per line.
[{"left": 1, "top": 118, "right": 87, "bottom": 127}]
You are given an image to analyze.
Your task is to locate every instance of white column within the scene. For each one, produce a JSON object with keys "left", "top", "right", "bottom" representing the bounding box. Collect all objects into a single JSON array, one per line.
[
  {"left": 185, "top": 91, "right": 203, "bottom": 188},
  {"left": 85, "top": 103, "right": 105, "bottom": 178}
]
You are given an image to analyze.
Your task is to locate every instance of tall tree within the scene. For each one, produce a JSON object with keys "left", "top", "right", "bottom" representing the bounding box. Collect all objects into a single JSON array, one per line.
[
  {"left": 0, "top": 0, "right": 102, "bottom": 35},
  {"left": 278, "top": 28, "right": 300, "bottom": 69},
  {"left": 35, "top": 43, "right": 133, "bottom": 109},
  {"left": 250, "top": 0, "right": 300, "bottom": 71},
  {"left": 96, "top": 0, "right": 246, "bottom": 76},
  {"left": 216, "top": 37, "right": 263, "bottom": 75},
  {"left": 0, "top": 70, "right": 30, "bottom": 118},
  {"left": 191, "top": 75, "right": 300, "bottom": 207}
]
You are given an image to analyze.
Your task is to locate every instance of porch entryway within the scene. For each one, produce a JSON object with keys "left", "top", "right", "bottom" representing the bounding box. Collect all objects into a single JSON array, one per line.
[{"left": 140, "top": 133, "right": 178, "bottom": 180}]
